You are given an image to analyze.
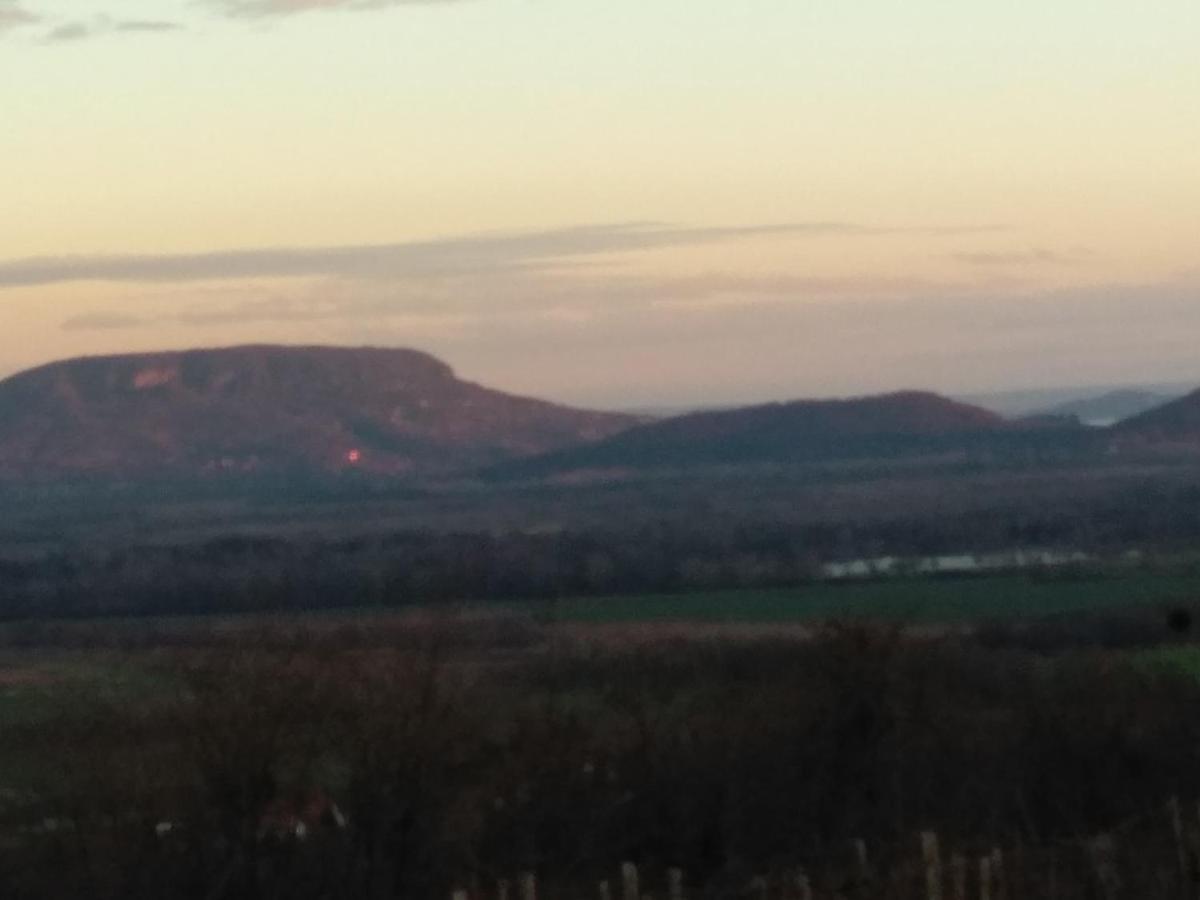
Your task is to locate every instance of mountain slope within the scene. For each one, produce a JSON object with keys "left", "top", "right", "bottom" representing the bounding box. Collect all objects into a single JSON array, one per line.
[
  {"left": 0, "top": 345, "right": 637, "bottom": 478},
  {"left": 1034, "top": 389, "right": 1174, "bottom": 427},
  {"left": 496, "top": 391, "right": 1058, "bottom": 477},
  {"left": 1114, "top": 389, "right": 1200, "bottom": 445}
]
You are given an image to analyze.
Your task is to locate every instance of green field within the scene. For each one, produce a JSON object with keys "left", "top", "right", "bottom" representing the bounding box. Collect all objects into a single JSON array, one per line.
[
  {"left": 1134, "top": 644, "right": 1200, "bottom": 680},
  {"left": 0, "top": 655, "right": 166, "bottom": 727},
  {"left": 544, "top": 571, "right": 1200, "bottom": 625}
]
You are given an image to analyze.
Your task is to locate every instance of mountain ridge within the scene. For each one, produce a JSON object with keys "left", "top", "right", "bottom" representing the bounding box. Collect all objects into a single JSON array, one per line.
[
  {"left": 2, "top": 345, "right": 1194, "bottom": 483},
  {"left": 493, "top": 390, "right": 1086, "bottom": 478},
  {"left": 0, "top": 345, "right": 638, "bottom": 479}
]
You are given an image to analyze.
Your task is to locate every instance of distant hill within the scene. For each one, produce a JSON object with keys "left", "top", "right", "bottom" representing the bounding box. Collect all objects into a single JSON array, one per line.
[
  {"left": 1033, "top": 389, "right": 1174, "bottom": 427},
  {"left": 0, "top": 345, "right": 637, "bottom": 479},
  {"left": 964, "top": 383, "right": 1191, "bottom": 419},
  {"left": 495, "top": 390, "right": 1090, "bottom": 478},
  {"left": 1114, "top": 389, "right": 1200, "bottom": 446}
]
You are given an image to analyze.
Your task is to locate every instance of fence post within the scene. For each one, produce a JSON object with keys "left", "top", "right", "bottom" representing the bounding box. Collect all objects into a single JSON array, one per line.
[
  {"left": 990, "top": 848, "right": 1006, "bottom": 900},
  {"left": 451, "top": 891, "right": 469, "bottom": 900},
  {"left": 1047, "top": 849, "right": 1058, "bottom": 900},
  {"left": 518, "top": 872, "right": 537, "bottom": 900},
  {"left": 978, "top": 855, "right": 991, "bottom": 900},
  {"left": 794, "top": 869, "right": 813, "bottom": 900},
  {"left": 1171, "top": 796, "right": 1189, "bottom": 884},
  {"left": 667, "top": 867, "right": 684, "bottom": 900},
  {"left": 921, "top": 832, "right": 943, "bottom": 900},
  {"left": 621, "top": 863, "right": 640, "bottom": 900},
  {"left": 852, "top": 837, "right": 870, "bottom": 893},
  {"left": 1193, "top": 801, "right": 1200, "bottom": 900},
  {"left": 1087, "top": 835, "right": 1119, "bottom": 900},
  {"left": 598, "top": 880, "right": 611, "bottom": 900},
  {"left": 950, "top": 854, "right": 967, "bottom": 900}
]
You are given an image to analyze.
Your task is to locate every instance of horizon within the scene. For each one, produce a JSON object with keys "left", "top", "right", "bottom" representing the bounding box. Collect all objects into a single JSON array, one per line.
[
  {"left": 0, "top": 340, "right": 1194, "bottom": 415},
  {"left": 2, "top": 1, "right": 1198, "bottom": 407}
]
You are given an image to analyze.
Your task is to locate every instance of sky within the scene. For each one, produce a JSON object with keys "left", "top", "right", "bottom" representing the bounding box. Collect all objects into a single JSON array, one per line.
[{"left": 1, "top": 0, "right": 1197, "bottom": 408}]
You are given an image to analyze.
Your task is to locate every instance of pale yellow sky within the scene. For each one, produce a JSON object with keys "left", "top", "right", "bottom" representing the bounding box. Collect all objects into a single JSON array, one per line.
[{"left": 1, "top": 0, "right": 1197, "bottom": 405}]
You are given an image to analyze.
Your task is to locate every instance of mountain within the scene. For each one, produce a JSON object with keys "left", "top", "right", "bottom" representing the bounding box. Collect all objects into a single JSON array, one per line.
[
  {"left": 496, "top": 390, "right": 1079, "bottom": 478},
  {"left": 0, "top": 345, "right": 637, "bottom": 479},
  {"left": 1033, "top": 389, "right": 1174, "bottom": 427},
  {"left": 1114, "top": 389, "right": 1200, "bottom": 446},
  {"left": 964, "top": 383, "right": 1191, "bottom": 419}
]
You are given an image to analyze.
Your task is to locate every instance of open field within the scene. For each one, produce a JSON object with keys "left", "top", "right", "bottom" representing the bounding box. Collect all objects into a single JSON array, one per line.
[
  {"left": 1135, "top": 643, "right": 1200, "bottom": 681},
  {"left": 0, "top": 653, "right": 167, "bottom": 726},
  {"left": 0, "top": 564, "right": 1195, "bottom": 645},
  {"left": 545, "top": 570, "right": 1200, "bottom": 625}
]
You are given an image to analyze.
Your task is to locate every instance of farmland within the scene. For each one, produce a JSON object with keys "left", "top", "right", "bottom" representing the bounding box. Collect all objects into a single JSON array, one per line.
[{"left": 543, "top": 568, "right": 1200, "bottom": 625}]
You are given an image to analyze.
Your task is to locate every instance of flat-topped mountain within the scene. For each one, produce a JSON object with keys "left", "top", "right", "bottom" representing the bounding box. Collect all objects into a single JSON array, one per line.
[
  {"left": 0, "top": 345, "right": 637, "bottom": 478},
  {"left": 496, "top": 390, "right": 1074, "bottom": 477}
]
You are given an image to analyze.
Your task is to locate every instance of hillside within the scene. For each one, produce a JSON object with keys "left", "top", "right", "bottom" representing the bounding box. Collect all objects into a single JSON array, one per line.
[
  {"left": 1115, "top": 389, "right": 1200, "bottom": 445},
  {"left": 495, "top": 391, "right": 1088, "bottom": 478},
  {"left": 0, "top": 345, "right": 637, "bottom": 479}
]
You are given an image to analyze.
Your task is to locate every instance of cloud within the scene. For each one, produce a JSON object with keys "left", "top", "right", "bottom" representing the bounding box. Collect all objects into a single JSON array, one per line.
[
  {"left": 44, "top": 22, "right": 91, "bottom": 42},
  {"left": 60, "top": 313, "right": 148, "bottom": 331},
  {"left": 0, "top": 1, "right": 37, "bottom": 33},
  {"left": 208, "top": 0, "right": 470, "bottom": 18},
  {"left": 952, "top": 248, "right": 1089, "bottom": 267},
  {"left": 43, "top": 16, "right": 183, "bottom": 43},
  {"left": 2, "top": 221, "right": 1002, "bottom": 290},
  {"left": 49, "top": 259, "right": 1018, "bottom": 337},
  {"left": 115, "top": 20, "right": 184, "bottom": 32},
  {"left": 55, "top": 274, "right": 913, "bottom": 331}
]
